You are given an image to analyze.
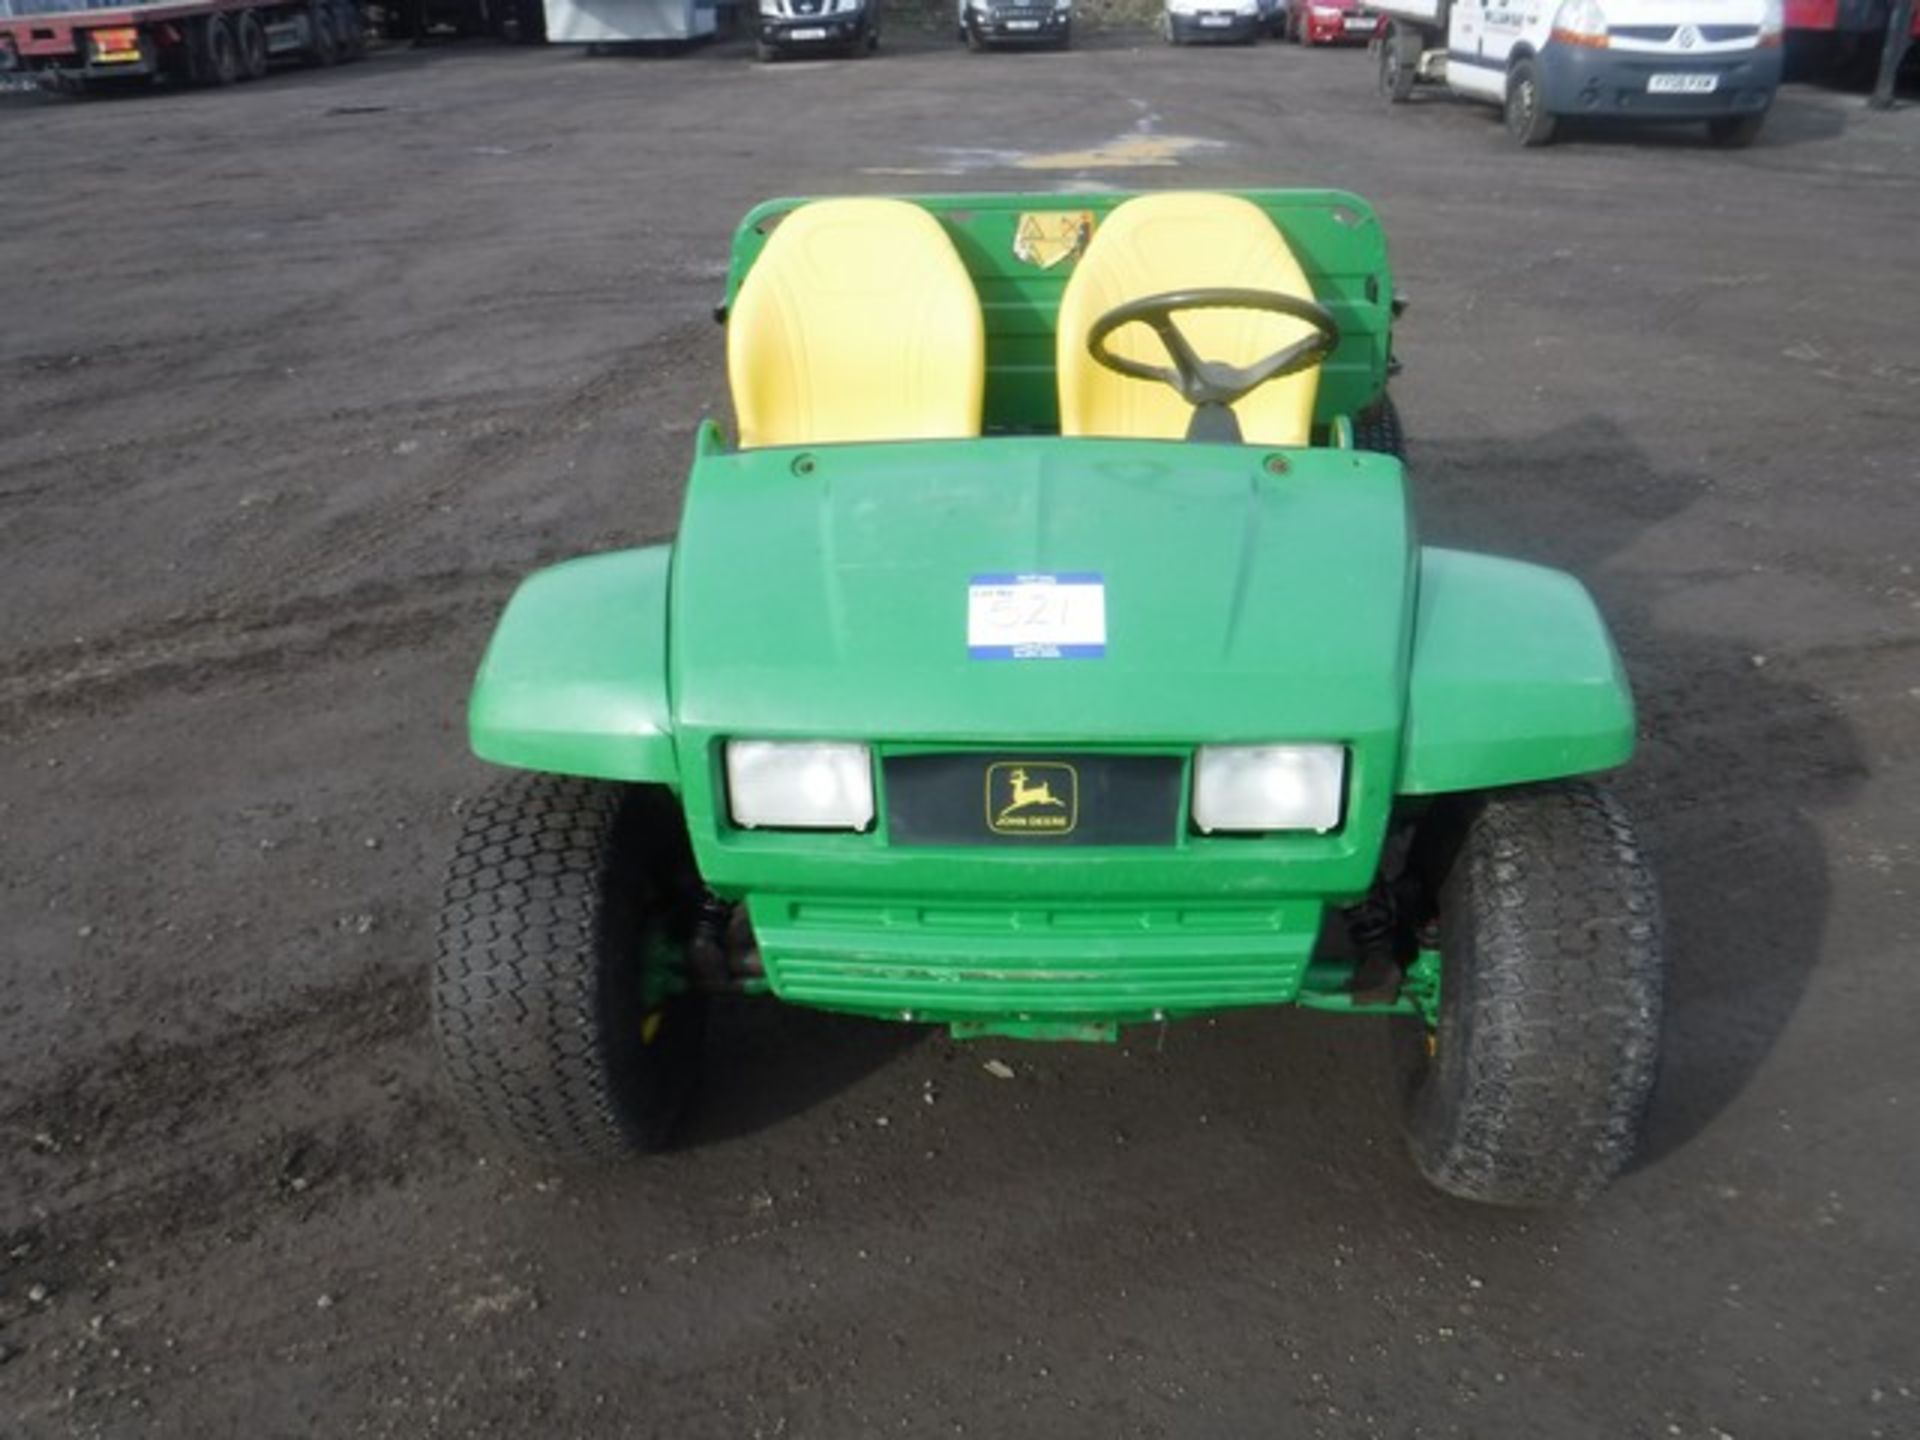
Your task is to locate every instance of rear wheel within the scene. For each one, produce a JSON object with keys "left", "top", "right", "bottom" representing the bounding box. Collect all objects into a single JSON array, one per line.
[
  {"left": 198, "top": 15, "right": 241, "bottom": 84},
  {"left": 234, "top": 11, "right": 269, "bottom": 79},
  {"left": 433, "top": 774, "right": 708, "bottom": 1163},
  {"left": 1352, "top": 394, "right": 1405, "bottom": 460},
  {"left": 1706, "top": 110, "right": 1767, "bottom": 148},
  {"left": 1504, "top": 56, "right": 1558, "bottom": 145},
  {"left": 1377, "top": 22, "right": 1417, "bottom": 101},
  {"left": 1396, "top": 782, "right": 1663, "bottom": 1206}
]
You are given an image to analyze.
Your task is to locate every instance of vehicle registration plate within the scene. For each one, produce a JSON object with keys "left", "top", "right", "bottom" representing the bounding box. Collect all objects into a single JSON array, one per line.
[
  {"left": 1345, "top": 15, "right": 1378, "bottom": 28},
  {"left": 1199, "top": 13, "right": 1233, "bottom": 23},
  {"left": 1006, "top": 16, "right": 1040, "bottom": 26},
  {"left": 790, "top": 25, "right": 827, "bottom": 37},
  {"left": 1647, "top": 72, "right": 1717, "bottom": 93}
]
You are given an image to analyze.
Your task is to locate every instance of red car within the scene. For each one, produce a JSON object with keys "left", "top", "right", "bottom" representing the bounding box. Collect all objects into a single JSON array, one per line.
[{"left": 1283, "top": 0, "right": 1379, "bottom": 44}]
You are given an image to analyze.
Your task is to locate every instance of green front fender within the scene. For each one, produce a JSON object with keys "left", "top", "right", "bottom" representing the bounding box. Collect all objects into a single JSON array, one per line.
[
  {"left": 1399, "top": 548, "right": 1634, "bottom": 795},
  {"left": 468, "top": 546, "right": 679, "bottom": 786}
]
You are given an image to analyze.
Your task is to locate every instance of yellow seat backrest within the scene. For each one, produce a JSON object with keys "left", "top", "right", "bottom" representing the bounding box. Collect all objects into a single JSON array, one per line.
[
  {"left": 727, "top": 199, "right": 986, "bottom": 449},
  {"left": 1057, "top": 192, "right": 1323, "bottom": 447}
]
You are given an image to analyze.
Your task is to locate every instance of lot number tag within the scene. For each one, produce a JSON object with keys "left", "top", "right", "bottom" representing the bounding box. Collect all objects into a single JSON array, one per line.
[{"left": 968, "top": 573, "right": 1106, "bottom": 660}]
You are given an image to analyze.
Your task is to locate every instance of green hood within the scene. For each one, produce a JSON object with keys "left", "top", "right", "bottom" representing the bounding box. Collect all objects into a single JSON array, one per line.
[{"left": 670, "top": 437, "right": 1414, "bottom": 746}]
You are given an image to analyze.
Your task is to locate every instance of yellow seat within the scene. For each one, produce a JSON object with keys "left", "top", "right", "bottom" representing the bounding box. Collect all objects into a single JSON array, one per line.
[
  {"left": 1057, "top": 193, "right": 1324, "bottom": 446},
  {"left": 727, "top": 199, "right": 986, "bottom": 449}
]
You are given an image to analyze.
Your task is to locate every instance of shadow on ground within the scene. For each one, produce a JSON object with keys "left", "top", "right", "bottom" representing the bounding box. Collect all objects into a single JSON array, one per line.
[
  {"left": 682, "top": 995, "right": 928, "bottom": 1146},
  {"left": 1414, "top": 416, "right": 1868, "bottom": 1166}
]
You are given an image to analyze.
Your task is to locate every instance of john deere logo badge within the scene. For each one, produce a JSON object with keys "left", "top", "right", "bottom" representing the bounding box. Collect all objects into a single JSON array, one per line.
[{"left": 986, "top": 761, "right": 1077, "bottom": 835}]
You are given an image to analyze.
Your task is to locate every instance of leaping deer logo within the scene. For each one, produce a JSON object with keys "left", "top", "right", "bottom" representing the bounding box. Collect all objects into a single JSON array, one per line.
[{"left": 997, "top": 767, "right": 1066, "bottom": 824}]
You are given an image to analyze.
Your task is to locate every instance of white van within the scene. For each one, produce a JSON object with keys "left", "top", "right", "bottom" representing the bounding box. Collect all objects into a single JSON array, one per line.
[{"left": 1372, "top": 0, "right": 1783, "bottom": 146}]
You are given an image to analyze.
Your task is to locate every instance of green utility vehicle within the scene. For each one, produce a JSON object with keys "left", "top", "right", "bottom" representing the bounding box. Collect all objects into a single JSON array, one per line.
[{"left": 433, "top": 189, "right": 1662, "bottom": 1207}]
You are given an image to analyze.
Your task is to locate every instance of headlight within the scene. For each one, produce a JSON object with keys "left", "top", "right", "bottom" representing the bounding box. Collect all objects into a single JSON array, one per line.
[
  {"left": 1167, "top": 0, "right": 1202, "bottom": 15},
  {"left": 1759, "top": 0, "right": 1783, "bottom": 41},
  {"left": 1236, "top": 0, "right": 1258, "bottom": 12},
  {"left": 726, "top": 741, "right": 875, "bottom": 831},
  {"left": 1191, "top": 745, "right": 1346, "bottom": 835},
  {"left": 1549, "top": 0, "right": 1608, "bottom": 46}
]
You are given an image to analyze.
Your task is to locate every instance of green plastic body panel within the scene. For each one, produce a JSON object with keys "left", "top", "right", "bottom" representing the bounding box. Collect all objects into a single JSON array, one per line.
[
  {"left": 468, "top": 547, "right": 679, "bottom": 786},
  {"left": 720, "top": 189, "right": 1395, "bottom": 435},
  {"left": 665, "top": 435, "right": 1414, "bottom": 1023},
  {"left": 1399, "top": 549, "right": 1635, "bottom": 795}
]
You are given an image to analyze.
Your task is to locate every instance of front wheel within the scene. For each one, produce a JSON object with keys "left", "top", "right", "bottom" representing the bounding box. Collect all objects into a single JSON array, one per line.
[
  {"left": 1504, "top": 56, "right": 1558, "bottom": 145},
  {"left": 433, "top": 774, "right": 707, "bottom": 1163},
  {"left": 1397, "top": 782, "right": 1663, "bottom": 1206},
  {"left": 1706, "top": 110, "right": 1767, "bottom": 148}
]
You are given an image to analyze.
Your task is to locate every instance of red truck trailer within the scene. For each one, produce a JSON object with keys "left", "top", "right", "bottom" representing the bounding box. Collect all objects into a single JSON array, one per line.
[{"left": 0, "top": 0, "right": 365, "bottom": 92}]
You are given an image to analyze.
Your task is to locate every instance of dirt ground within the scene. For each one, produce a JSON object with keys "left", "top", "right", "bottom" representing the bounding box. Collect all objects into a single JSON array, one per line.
[{"left": 2, "top": 28, "right": 1918, "bottom": 1440}]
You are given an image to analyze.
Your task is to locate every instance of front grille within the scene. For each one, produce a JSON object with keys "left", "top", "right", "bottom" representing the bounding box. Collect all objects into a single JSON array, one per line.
[
  {"left": 1610, "top": 23, "right": 1758, "bottom": 41},
  {"left": 753, "top": 896, "right": 1322, "bottom": 1020}
]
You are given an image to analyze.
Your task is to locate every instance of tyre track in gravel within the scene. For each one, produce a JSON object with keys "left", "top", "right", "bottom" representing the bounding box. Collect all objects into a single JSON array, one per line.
[
  {"left": 0, "top": 963, "right": 453, "bottom": 1291},
  {"left": 0, "top": 568, "right": 509, "bottom": 738},
  {"left": 197, "top": 316, "right": 711, "bottom": 610}
]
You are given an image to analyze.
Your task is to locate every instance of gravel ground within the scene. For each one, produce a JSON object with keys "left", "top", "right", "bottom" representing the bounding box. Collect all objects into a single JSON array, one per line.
[{"left": 1, "top": 30, "right": 1917, "bottom": 1440}]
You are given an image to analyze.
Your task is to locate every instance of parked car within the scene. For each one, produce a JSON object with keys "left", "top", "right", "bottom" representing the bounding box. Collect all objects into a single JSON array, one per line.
[
  {"left": 754, "top": 0, "right": 878, "bottom": 58},
  {"left": 958, "top": 0, "right": 1072, "bottom": 49},
  {"left": 1164, "top": 0, "right": 1262, "bottom": 42},
  {"left": 1286, "top": 0, "right": 1380, "bottom": 44}
]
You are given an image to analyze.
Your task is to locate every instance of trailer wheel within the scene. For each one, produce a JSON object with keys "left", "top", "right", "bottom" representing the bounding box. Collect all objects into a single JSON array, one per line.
[
  {"left": 1396, "top": 782, "right": 1663, "bottom": 1206},
  {"left": 1378, "top": 23, "right": 1418, "bottom": 102},
  {"left": 311, "top": 2, "right": 342, "bottom": 64},
  {"left": 1504, "top": 57, "right": 1558, "bottom": 146},
  {"left": 195, "top": 14, "right": 242, "bottom": 84},
  {"left": 337, "top": 2, "right": 368, "bottom": 58},
  {"left": 234, "top": 11, "right": 270, "bottom": 79}
]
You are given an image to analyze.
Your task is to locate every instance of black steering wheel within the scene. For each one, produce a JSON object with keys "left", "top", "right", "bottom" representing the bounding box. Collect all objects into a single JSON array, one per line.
[{"left": 1087, "top": 287, "right": 1340, "bottom": 442}]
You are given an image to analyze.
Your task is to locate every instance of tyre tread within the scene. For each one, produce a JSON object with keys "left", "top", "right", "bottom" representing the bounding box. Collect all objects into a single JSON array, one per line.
[{"left": 1406, "top": 782, "right": 1663, "bottom": 1205}]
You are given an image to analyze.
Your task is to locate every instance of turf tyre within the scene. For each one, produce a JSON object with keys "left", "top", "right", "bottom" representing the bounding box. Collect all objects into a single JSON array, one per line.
[
  {"left": 1352, "top": 394, "right": 1405, "bottom": 460},
  {"left": 433, "top": 774, "right": 706, "bottom": 1163},
  {"left": 1398, "top": 782, "right": 1663, "bottom": 1206}
]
